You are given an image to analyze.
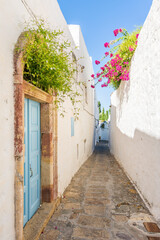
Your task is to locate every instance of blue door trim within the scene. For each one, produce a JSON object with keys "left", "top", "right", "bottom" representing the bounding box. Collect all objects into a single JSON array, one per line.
[
  {"left": 24, "top": 99, "right": 29, "bottom": 226},
  {"left": 71, "top": 117, "right": 74, "bottom": 137}
]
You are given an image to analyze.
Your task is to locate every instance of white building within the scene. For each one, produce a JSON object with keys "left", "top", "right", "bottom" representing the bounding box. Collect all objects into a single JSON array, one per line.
[
  {"left": 99, "top": 121, "right": 109, "bottom": 141},
  {"left": 110, "top": 0, "right": 160, "bottom": 221},
  {"left": 0, "top": 0, "right": 96, "bottom": 239}
]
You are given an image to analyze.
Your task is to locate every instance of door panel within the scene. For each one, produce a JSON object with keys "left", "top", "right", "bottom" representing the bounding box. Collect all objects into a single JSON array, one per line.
[
  {"left": 29, "top": 100, "right": 40, "bottom": 219},
  {"left": 23, "top": 98, "right": 40, "bottom": 226}
]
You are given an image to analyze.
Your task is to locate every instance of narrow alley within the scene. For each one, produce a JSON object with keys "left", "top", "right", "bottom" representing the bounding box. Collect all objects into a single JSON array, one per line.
[{"left": 39, "top": 142, "right": 158, "bottom": 240}]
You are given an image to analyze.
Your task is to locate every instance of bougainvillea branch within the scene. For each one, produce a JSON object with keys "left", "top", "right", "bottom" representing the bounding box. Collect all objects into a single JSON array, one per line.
[{"left": 91, "top": 27, "right": 141, "bottom": 90}]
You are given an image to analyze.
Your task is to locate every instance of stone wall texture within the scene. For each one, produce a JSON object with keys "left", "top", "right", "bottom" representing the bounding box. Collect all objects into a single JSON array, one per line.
[{"left": 110, "top": 0, "right": 160, "bottom": 221}]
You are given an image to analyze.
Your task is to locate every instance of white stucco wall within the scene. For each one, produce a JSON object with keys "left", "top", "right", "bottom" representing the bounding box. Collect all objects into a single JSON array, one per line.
[
  {"left": 0, "top": 1, "right": 95, "bottom": 239},
  {"left": 58, "top": 25, "right": 95, "bottom": 195},
  {"left": 110, "top": 0, "right": 160, "bottom": 220}
]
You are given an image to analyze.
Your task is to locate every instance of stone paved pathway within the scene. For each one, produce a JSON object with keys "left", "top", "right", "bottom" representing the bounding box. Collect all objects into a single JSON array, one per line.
[{"left": 39, "top": 142, "right": 153, "bottom": 240}]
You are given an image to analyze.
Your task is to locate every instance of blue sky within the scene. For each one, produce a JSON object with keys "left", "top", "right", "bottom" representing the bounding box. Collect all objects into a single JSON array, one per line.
[{"left": 57, "top": 0, "right": 152, "bottom": 111}]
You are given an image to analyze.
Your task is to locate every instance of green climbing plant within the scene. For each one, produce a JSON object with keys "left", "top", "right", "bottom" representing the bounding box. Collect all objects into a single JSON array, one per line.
[{"left": 18, "top": 18, "right": 80, "bottom": 117}]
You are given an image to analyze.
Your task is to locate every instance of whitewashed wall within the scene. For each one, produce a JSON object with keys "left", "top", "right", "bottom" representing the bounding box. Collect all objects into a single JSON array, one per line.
[
  {"left": 58, "top": 25, "right": 95, "bottom": 195},
  {"left": 110, "top": 0, "right": 160, "bottom": 220},
  {"left": 0, "top": 1, "right": 95, "bottom": 239}
]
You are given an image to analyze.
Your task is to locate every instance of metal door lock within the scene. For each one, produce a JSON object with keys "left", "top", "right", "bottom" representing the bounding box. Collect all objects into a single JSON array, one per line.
[{"left": 30, "top": 164, "right": 33, "bottom": 177}]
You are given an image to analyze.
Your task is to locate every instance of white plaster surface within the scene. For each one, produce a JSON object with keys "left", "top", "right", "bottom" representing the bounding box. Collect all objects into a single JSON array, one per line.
[
  {"left": 0, "top": 0, "right": 95, "bottom": 239},
  {"left": 58, "top": 25, "right": 95, "bottom": 195},
  {"left": 110, "top": 0, "right": 160, "bottom": 220}
]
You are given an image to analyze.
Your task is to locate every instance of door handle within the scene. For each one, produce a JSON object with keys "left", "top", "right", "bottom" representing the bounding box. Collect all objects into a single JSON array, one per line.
[{"left": 30, "top": 164, "right": 33, "bottom": 178}]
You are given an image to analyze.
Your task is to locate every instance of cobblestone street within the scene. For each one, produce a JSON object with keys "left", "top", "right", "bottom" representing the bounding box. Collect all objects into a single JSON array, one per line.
[{"left": 39, "top": 142, "right": 155, "bottom": 240}]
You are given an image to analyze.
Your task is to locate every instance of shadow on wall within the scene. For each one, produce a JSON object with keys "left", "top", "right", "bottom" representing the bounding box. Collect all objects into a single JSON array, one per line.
[
  {"left": 110, "top": 105, "right": 160, "bottom": 220},
  {"left": 116, "top": 78, "right": 131, "bottom": 122}
]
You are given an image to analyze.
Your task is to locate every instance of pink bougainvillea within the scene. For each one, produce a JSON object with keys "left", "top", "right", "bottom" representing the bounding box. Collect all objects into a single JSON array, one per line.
[
  {"left": 113, "top": 29, "right": 119, "bottom": 36},
  {"left": 98, "top": 78, "right": 102, "bottom": 82},
  {"left": 116, "top": 65, "right": 122, "bottom": 71},
  {"left": 91, "top": 74, "right": 94, "bottom": 78},
  {"left": 101, "top": 83, "right": 108, "bottom": 87},
  {"left": 95, "top": 60, "right": 100, "bottom": 65},
  {"left": 105, "top": 52, "right": 109, "bottom": 57},
  {"left": 90, "top": 27, "right": 140, "bottom": 90},
  {"left": 129, "top": 46, "right": 134, "bottom": 52},
  {"left": 113, "top": 28, "right": 123, "bottom": 36},
  {"left": 104, "top": 42, "right": 110, "bottom": 48},
  {"left": 100, "top": 67, "right": 105, "bottom": 71}
]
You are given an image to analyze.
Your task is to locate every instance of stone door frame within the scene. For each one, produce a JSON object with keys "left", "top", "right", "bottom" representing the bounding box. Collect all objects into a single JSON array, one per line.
[{"left": 13, "top": 34, "right": 58, "bottom": 239}]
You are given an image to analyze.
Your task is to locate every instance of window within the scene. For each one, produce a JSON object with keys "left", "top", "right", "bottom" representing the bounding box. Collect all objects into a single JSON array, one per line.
[{"left": 71, "top": 117, "right": 74, "bottom": 136}]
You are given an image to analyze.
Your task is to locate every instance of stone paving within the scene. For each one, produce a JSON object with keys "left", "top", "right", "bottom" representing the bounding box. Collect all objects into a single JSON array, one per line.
[{"left": 39, "top": 142, "right": 153, "bottom": 240}]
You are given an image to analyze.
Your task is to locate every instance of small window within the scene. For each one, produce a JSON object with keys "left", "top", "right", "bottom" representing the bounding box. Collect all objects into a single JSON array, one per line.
[{"left": 71, "top": 117, "right": 74, "bottom": 136}]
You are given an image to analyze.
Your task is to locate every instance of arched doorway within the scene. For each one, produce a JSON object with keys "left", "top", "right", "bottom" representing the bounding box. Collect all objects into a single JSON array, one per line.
[{"left": 13, "top": 33, "right": 58, "bottom": 239}]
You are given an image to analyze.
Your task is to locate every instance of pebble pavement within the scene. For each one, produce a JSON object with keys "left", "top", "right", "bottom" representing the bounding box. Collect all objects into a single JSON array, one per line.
[{"left": 39, "top": 142, "right": 152, "bottom": 240}]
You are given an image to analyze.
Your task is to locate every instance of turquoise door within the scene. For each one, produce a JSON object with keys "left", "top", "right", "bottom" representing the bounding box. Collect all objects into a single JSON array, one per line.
[{"left": 24, "top": 98, "right": 41, "bottom": 226}]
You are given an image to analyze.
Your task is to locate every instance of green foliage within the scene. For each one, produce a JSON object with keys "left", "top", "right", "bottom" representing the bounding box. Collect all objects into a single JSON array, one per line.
[
  {"left": 20, "top": 19, "right": 80, "bottom": 116},
  {"left": 106, "top": 110, "right": 109, "bottom": 121},
  {"left": 116, "top": 28, "right": 140, "bottom": 67},
  {"left": 98, "top": 101, "right": 101, "bottom": 113},
  {"left": 99, "top": 107, "right": 110, "bottom": 121},
  {"left": 99, "top": 107, "right": 108, "bottom": 121}
]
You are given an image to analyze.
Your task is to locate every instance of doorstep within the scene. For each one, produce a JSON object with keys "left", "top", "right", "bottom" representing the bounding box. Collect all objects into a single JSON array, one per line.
[{"left": 23, "top": 198, "right": 61, "bottom": 240}]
